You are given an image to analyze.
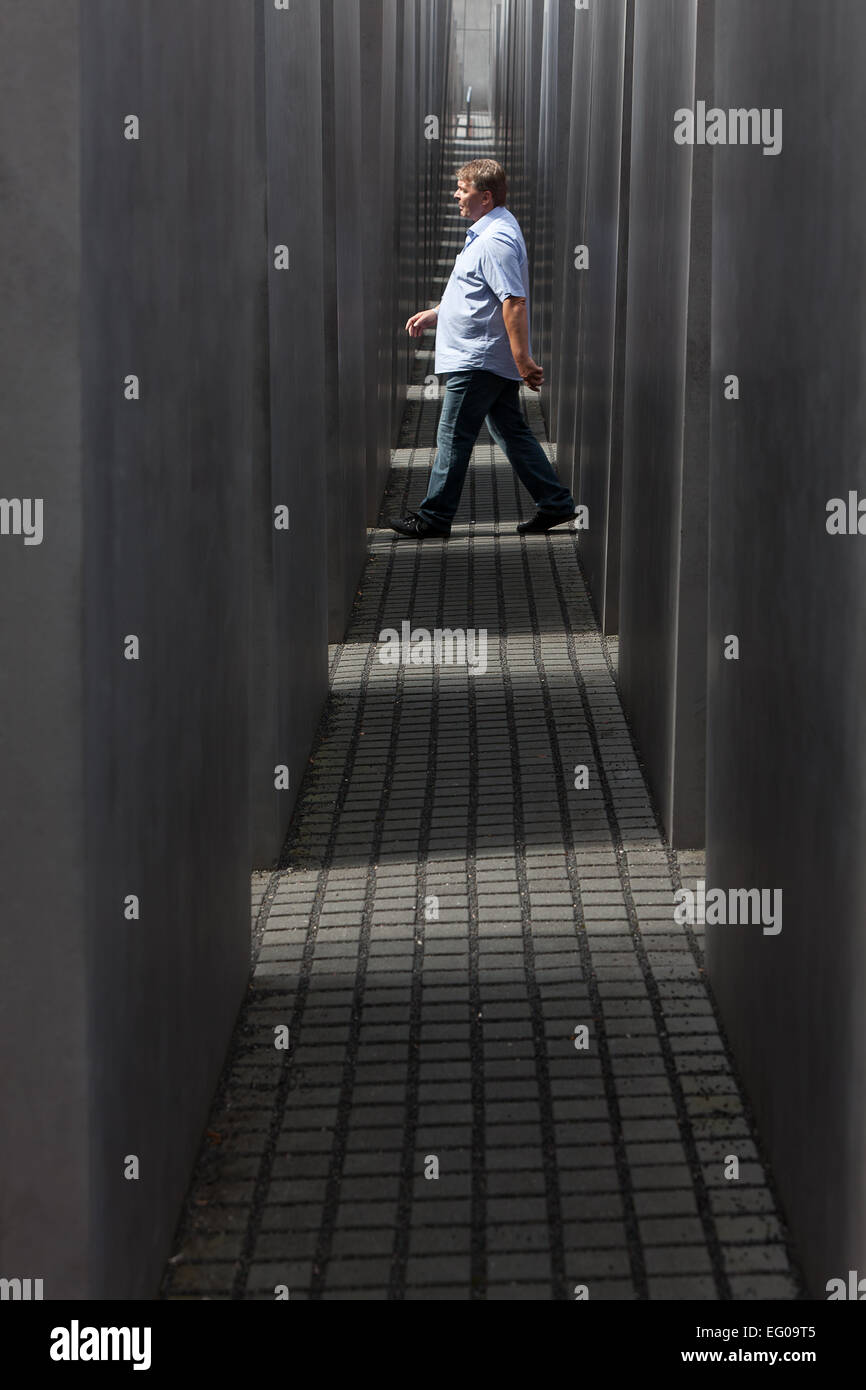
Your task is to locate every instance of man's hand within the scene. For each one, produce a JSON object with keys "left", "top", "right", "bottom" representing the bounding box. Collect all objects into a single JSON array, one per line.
[
  {"left": 515, "top": 357, "right": 544, "bottom": 392},
  {"left": 406, "top": 308, "right": 439, "bottom": 338},
  {"left": 502, "top": 297, "right": 543, "bottom": 392}
]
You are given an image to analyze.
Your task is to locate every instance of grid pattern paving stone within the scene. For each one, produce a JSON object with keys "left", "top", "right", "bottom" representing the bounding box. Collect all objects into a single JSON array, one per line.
[{"left": 161, "top": 118, "right": 803, "bottom": 1303}]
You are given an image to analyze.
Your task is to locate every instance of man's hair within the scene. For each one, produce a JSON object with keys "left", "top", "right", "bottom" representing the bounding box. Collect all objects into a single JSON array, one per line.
[{"left": 456, "top": 158, "right": 508, "bottom": 207}]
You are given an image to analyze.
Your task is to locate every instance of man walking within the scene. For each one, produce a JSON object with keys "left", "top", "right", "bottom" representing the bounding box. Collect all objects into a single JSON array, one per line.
[{"left": 391, "top": 158, "right": 576, "bottom": 540}]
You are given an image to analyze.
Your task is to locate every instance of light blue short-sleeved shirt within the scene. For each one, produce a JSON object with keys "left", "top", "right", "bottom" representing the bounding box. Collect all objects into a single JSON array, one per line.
[{"left": 434, "top": 205, "right": 531, "bottom": 381}]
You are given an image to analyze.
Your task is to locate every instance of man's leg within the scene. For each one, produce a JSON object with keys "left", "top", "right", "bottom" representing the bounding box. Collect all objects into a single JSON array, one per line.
[
  {"left": 485, "top": 378, "right": 575, "bottom": 516},
  {"left": 416, "top": 369, "right": 505, "bottom": 530}
]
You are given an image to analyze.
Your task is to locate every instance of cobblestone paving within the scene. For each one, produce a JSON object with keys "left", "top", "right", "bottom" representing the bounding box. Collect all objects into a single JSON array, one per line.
[{"left": 161, "top": 125, "right": 803, "bottom": 1303}]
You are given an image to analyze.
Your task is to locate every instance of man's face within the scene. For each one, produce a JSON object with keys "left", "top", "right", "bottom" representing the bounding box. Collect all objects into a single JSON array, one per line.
[{"left": 454, "top": 178, "right": 492, "bottom": 224}]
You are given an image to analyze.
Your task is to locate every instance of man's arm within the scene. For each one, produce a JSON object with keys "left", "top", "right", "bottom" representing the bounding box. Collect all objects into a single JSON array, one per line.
[{"left": 502, "top": 296, "right": 544, "bottom": 391}]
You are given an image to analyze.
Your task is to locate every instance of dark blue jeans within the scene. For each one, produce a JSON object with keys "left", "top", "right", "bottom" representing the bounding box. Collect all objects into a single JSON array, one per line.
[{"left": 418, "top": 369, "right": 575, "bottom": 530}]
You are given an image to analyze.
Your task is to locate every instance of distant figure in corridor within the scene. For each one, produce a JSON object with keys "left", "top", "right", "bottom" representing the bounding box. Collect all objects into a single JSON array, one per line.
[{"left": 391, "top": 158, "right": 576, "bottom": 540}]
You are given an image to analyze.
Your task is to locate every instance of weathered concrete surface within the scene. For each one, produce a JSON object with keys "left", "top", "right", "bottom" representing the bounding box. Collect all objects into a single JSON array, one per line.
[
  {"left": 79, "top": 0, "right": 260, "bottom": 1299},
  {"left": 253, "top": 0, "right": 329, "bottom": 866},
  {"left": 0, "top": 0, "right": 260, "bottom": 1298},
  {"left": 552, "top": 0, "right": 595, "bottom": 498},
  {"left": 321, "top": 0, "right": 368, "bottom": 641},
  {"left": 576, "top": 0, "right": 633, "bottom": 635},
  {"left": 533, "top": 0, "right": 575, "bottom": 439},
  {"left": 618, "top": 0, "right": 713, "bottom": 850},
  {"left": 706, "top": 0, "right": 866, "bottom": 1297},
  {"left": 0, "top": 0, "right": 90, "bottom": 1299}
]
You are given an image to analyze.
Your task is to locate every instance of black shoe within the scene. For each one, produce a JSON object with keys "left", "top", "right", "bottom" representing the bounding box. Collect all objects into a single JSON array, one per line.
[
  {"left": 389, "top": 511, "right": 451, "bottom": 539},
  {"left": 516, "top": 508, "right": 576, "bottom": 535}
]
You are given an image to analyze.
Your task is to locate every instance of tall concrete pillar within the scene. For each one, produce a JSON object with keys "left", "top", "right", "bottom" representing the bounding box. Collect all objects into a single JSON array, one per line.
[
  {"left": 706, "top": 0, "right": 866, "bottom": 1295},
  {"left": 575, "top": 0, "right": 633, "bottom": 635},
  {"left": 360, "top": 0, "right": 393, "bottom": 519},
  {"left": 540, "top": 0, "right": 576, "bottom": 439},
  {"left": 0, "top": 0, "right": 260, "bottom": 1297},
  {"left": 530, "top": 2, "right": 554, "bottom": 395},
  {"left": 250, "top": 0, "right": 329, "bottom": 865},
  {"left": 519, "top": 0, "right": 545, "bottom": 271},
  {"left": 617, "top": 0, "right": 713, "bottom": 848},
  {"left": 381, "top": 0, "right": 402, "bottom": 449},
  {"left": 553, "top": 0, "right": 595, "bottom": 497},
  {"left": 321, "top": 0, "right": 367, "bottom": 641},
  {"left": 395, "top": 0, "right": 419, "bottom": 417},
  {"left": 0, "top": 0, "right": 89, "bottom": 1300}
]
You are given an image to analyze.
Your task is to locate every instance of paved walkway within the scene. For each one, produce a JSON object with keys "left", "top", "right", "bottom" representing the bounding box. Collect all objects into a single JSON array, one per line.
[{"left": 162, "top": 125, "right": 803, "bottom": 1302}]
